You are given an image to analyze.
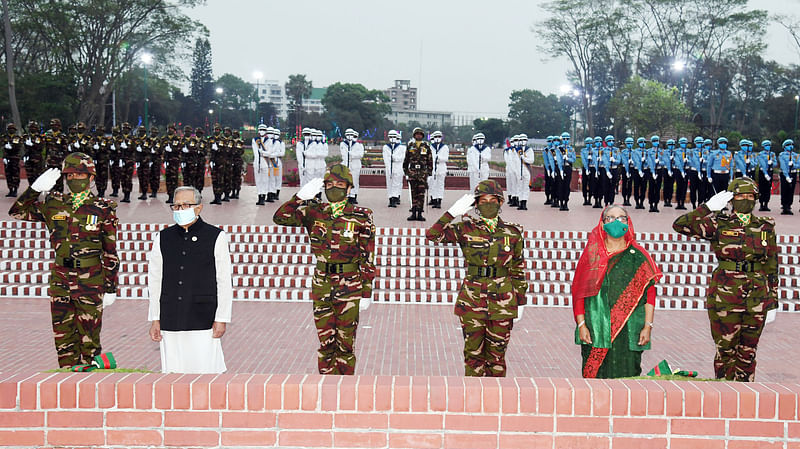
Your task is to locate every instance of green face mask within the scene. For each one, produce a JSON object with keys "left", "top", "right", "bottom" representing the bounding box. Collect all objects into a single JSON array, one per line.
[
  {"left": 67, "top": 178, "right": 90, "bottom": 194},
  {"left": 476, "top": 202, "right": 500, "bottom": 218},
  {"left": 603, "top": 220, "right": 629, "bottom": 238},
  {"left": 731, "top": 198, "right": 755, "bottom": 214},
  {"left": 325, "top": 186, "right": 348, "bottom": 203}
]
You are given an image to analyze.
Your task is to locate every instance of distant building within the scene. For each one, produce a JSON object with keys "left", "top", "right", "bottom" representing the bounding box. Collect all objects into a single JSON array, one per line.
[
  {"left": 387, "top": 109, "right": 453, "bottom": 128},
  {"left": 385, "top": 80, "right": 418, "bottom": 111},
  {"left": 254, "top": 80, "right": 326, "bottom": 119}
]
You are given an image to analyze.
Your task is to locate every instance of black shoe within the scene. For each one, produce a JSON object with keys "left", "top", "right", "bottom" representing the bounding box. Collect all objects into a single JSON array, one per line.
[
  {"left": 676, "top": 204, "right": 687, "bottom": 210},
  {"left": 407, "top": 208, "right": 417, "bottom": 221},
  {"left": 544, "top": 198, "right": 552, "bottom": 205},
  {"left": 622, "top": 200, "right": 631, "bottom": 206},
  {"left": 593, "top": 201, "right": 602, "bottom": 208},
  {"left": 560, "top": 204, "right": 569, "bottom": 211},
  {"left": 266, "top": 192, "right": 275, "bottom": 203},
  {"left": 583, "top": 199, "right": 591, "bottom": 206},
  {"left": 781, "top": 209, "right": 793, "bottom": 215},
  {"left": 211, "top": 195, "right": 222, "bottom": 205},
  {"left": 428, "top": 198, "right": 435, "bottom": 206},
  {"left": 110, "top": 189, "right": 119, "bottom": 197},
  {"left": 518, "top": 200, "right": 528, "bottom": 210},
  {"left": 121, "top": 192, "right": 130, "bottom": 203},
  {"left": 256, "top": 194, "right": 265, "bottom": 205},
  {"left": 222, "top": 192, "right": 230, "bottom": 202},
  {"left": 664, "top": 202, "right": 672, "bottom": 207},
  {"left": 388, "top": 198, "right": 396, "bottom": 207},
  {"left": 5, "top": 190, "right": 14, "bottom": 197},
  {"left": 166, "top": 194, "right": 173, "bottom": 204},
  {"left": 150, "top": 192, "right": 157, "bottom": 198},
  {"left": 97, "top": 190, "right": 105, "bottom": 198},
  {"left": 138, "top": 193, "right": 147, "bottom": 200}
]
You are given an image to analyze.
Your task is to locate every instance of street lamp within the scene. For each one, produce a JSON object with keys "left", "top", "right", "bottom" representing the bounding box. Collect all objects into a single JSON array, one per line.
[
  {"left": 141, "top": 53, "right": 153, "bottom": 129},
  {"left": 794, "top": 95, "right": 799, "bottom": 133},
  {"left": 215, "top": 87, "right": 224, "bottom": 125}
]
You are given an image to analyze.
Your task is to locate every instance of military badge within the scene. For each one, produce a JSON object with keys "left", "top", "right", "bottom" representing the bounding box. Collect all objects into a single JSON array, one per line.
[
  {"left": 52, "top": 213, "right": 68, "bottom": 221},
  {"left": 85, "top": 215, "right": 99, "bottom": 231}
]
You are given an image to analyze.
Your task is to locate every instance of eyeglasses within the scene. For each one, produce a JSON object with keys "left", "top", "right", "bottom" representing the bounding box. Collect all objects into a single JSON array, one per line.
[
  {"left": 169, "top": 203, "right": 198, "bottom": 211},
  {"left": 603, "top": 215, "right": 629, "bottom": 224}
]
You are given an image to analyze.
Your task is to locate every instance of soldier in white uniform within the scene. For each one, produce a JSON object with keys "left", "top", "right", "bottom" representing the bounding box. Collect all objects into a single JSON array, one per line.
[
  {"left": 305, "top": 130, "right": 328, "bottom": 194},
  {"left": 383, "top": 130, "right": 406, "bottom": 207},
  {"left": 516, "top": 133, "right": 534, "bottom": 210},
  {"left": 296, "top": 128, "right": 313, "bottom": 187},
  {"left": 467, "top": 132, "right": 491, "bottom": 192},
  {"left": 252, "top": 124, "right": 271, "bottom": 205},
  {"left": 504, "top": 135, "right": 520, "bottom": 207},
  {"left": 427, "top": 130, "right": 449, "bottom": 209},
  {"left": 267, "top": 127, "right": 285, "bottom": 202},
  {"left": 340, "top": 128, "right": 364, "bottom": 204}
]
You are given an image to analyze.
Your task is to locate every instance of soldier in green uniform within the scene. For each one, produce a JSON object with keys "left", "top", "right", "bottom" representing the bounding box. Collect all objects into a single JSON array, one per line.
[
  {"left": 8, "top": 153, "right": 119, "bottom": 367},
  {"left": 135, "top": 125, "right": 150, "bottom": 200},
  {"left": 163, "top": 124, "right": 181, "bottom": 204},
  {"left": 2, "top": 123, "right": 23, "bottom": 197},
  {"left": 230, "top": 129, "right": 245, "bottom": 199},
  {"left": 45, "top": 118, "right": 69, "bottom": 193},
  {"left": 108, "top": 126, "right": 122, "bottom": 197},
  {"left": 426, "top": 180, "right": 528, "bottom": 377},
  {"left": 191, "top": 127, "right": 208, "bottom": 193},
  {"left": 222, "top": 127, "right": 235, "bottom": 201},
  {"left": 403, "top": 127, "right": 433, "bottom": 221},
  {"left": 92, "top": 125, "right": 110, "bottom": 197},
  {"left": 208, "top": 124, "right": 226, "bottom": 204},
  {"left": 23, "top": 121, "right": 46, "bottom": 188},
  {"left": 147, "top": 126, "right": 162, "bottom": 198},
  {"left": 273, "top": 164, "right": 376, "bottom": 375},
  {"left": 673, "top": 177, "right": 779, "bottom": 382},
  {"left": 118, "top": 122, "right": 136, "bottom": 203}
]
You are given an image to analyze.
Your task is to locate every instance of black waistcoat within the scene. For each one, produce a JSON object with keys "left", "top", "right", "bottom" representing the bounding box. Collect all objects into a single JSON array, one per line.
[{"left": 158, "top": 217, "right": 222, "bottom": 331}]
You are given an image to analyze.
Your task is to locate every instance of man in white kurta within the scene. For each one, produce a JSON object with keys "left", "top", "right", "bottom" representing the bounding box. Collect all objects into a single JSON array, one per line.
[{"left": 147, "top": 186, "right": 233, "bottom": 374}]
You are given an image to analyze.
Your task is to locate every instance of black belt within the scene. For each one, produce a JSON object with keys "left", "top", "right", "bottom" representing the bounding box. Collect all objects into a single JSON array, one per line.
[
  {"left": 55, "top": 255, "right": 102, "bottom": 269},
  {"left": 718, "top": 260, "right": 764, "bottom": 272},
  {"left": 316, "top": 261, "right": 358, "bottom": 274},
  {"left": 466, "top": 265, "right": 509, "bottom": 278}
]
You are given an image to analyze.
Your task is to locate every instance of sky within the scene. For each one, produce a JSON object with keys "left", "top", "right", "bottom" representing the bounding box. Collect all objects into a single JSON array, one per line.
[{"left": 183, "top": 0, "right": 800, "bottom": 117}]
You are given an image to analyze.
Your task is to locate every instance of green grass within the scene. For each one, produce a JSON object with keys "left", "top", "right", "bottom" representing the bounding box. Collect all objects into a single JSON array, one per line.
[
  {"left": 45, "top": 368, "right": 152, "bottom": 373},
  {"left": 625, "top": 375, "right": 722, "bottom": 381}
]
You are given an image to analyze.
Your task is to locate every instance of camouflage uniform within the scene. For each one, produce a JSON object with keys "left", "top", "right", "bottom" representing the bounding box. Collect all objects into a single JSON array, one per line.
[
  {"left": 92, "top": 126, "right": 111, "bottom": 197},
  {"left": 190, "top": 127, "right": 208, "bottom": 193},
  {"left": 44, "top": 119, "right": 69, "bottom": 193},
  {"left": 1, "top": 123, "right": 23, "bottom": 196},
  {"left": 134, "top": 126, "right": 150, "bottom": 199},
  {"left": 273, "top": 164, "right": 376, "bottom": 375},
  {"left": 8, "top": 153, "right": 119, "bottom": 367},
  {"left": 23, "top": 121, "right": 46, "bottom": 187},
  {"left": 108, "top": 126, "right": 122, "bottom": 197},
  {"left": 118, "top": 123, "right": 136, "bottom": 202},
  {"left": 673, "top": 178, "right": 778, "bottom": 382},
  {"left": 230, "top": 130, "right": 245, "bottom": 198},
  {"left": 426, "top": 180, "right": 528, "bottom": 377},
  {"left": 222, "top": 128, "right": 235, "bottom": 199},
  {"left": 147, "top": 127, "right": 162, "bottom": 198},
  {"left": 162, "top": 124, "right": 182, "bottom": 203},
  {"left": 208, "top": 125, "right": 227, "bottom": 204},
  {"left": 403, "top": 127, "right": 433, "bottom": 221}
]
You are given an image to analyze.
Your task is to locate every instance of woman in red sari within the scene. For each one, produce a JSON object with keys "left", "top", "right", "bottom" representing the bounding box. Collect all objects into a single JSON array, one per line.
[{"left": 572, "top": 205, "right": 663, "bottom": 378}]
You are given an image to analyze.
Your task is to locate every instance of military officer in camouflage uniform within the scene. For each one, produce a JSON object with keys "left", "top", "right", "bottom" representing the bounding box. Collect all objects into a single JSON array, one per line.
[
  {"left": 273, "top": 164, "right": 376, "bottom": 375},
  {"left": 147, "top": 127, "right": 162, "bottom": 198},
  {"left": 91, "top": 125, "right": 111, "bottom": 197},
  {"left": 208, "top": 124, "right": 228, "bottom": 204},
  {"left": 673, "top": 177, "right": 778, "bottom": 382},
  {"left": 118, "top": 122, "right": 136, "bottom": 203},
  {"left": 108, "top": 126, "right": 122, "bottom": 197},
  {"left": 403, "top": 127, "right": 433, "bottom": 221},
  {"left": 45, "top": 118, "right": 69, "bottom": 193},
  {"left": 230, "top": 129, "right": 245, "bottom": 199},
  {"left": 134, "top": 125, "right": 150, "bottom": 200},
  {"left": 2, "top": 123, "right": 22, "bottom": 197},
  {"left": 190, "top": 127, "right": 208, "bottom": 193},
  {"left": 9, "top": 153, "right": 119, "bottom": 368},
  {"left": 23, "top": 121, "right": 45, "bottom": 187},
  {"left": 426, "top": 180, "right": 528, "bottom": 377},
  {"left": 162, "top": 124, "right": 182, "bottom": 204}
]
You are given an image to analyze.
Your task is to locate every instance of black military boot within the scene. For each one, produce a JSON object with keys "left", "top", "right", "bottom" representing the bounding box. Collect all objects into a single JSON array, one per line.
[
  {"left": 407, "top": 207, "right": 417, "bottom": 221},
  {"left": 97, "top": 190, "right": 105, "bottom": 198},
  {"left": 428, "top": 197, "right": 435, "bottom": 206},
  {"left": 583, "top": 197, "right": 591, "bottom": 206},
  {"left": 388, "top": 197, "right": 396, "bottom": 207},
  {"left": 256, "top": 194, "right": 265, "bottom": 205},
  {"left": 110, "top": 189, "right": 119, "bottom": 197},
  {"left": 417, "top": 209, "right": 426, "bottom": 221},
  {"left": 509, "top": 196, "right": 517, "bottom": 207},
  {"left": 544, "top": 196, "right": 552, "bottom": 205},
  {"left": 266, "top": 192, "right": 275, "bottom": 203},
  {"left": 222, "top": 192, "right": 230, "bottom": 202},
  {"left": 150, "top": 192, "right": 157, "bottom": 198},
  {"left": 622, "top": 198, "right": 631, "bottom": 207},
  {"left": 518, "top": 200, "right": 528, "bottom": 211},
  {"left": 275, "top": 190, "right": 280, "bottom": 200},
  {"left": 166, "top": 193, "right": 174, "bottom": 204},
  {"left": 758, "top": 203, "right": 769, "bottom": 211},
  {"left": 434, "top": 198, "right": 442, "bottom": 209},
  {"left": 550, "top": 198, "right": 560, "bottom": 208},
  {"left": 560, "top": 200, "right": 569, "bottom": 211},
  {"left": 210, "top": 194, "right": 222, "bottom": 205},
  {"left": 781, "top": 208, "right": 793, "bottom": 215},
  {"left": 121, "top": 192, "right": 130, "bottom": 203},
  {"left": 138, "top": 192, "right": 147, "bottom": 200},
  {"left": 676, "top": 202, "right": 687, "bottom": 210},
  {"left": 593, "top": 198, "right": 602, "bottom": 208}
]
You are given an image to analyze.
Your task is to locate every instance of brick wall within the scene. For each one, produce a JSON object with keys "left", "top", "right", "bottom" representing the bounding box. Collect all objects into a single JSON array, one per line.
[{"left": 0, "top": 372, "right": 797, "bottom": 448}]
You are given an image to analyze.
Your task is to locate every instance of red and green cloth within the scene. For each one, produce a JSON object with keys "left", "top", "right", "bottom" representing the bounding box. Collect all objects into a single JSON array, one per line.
[
  {"left": 647, "top": 359, "right": 698, "bottom": 377},
  {"left": 70, "top": 352, "right": 116, "bottom": 372}
]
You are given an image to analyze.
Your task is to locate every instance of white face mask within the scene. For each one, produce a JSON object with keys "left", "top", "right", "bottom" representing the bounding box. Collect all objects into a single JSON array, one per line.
[
  {"left": 173, "top": 208, "right": 196, "bottom": 226},
  {"left": 258, "top": 130, "right": 267, "bottom": 136}
]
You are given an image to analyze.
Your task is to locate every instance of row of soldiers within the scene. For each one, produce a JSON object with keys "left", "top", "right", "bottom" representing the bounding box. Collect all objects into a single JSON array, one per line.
[
  {"left": 575, "top": 135, "right": 800, "bottom": 214},
  {"left": 0, "top": 120, "right": 246, "bottom": 204}
]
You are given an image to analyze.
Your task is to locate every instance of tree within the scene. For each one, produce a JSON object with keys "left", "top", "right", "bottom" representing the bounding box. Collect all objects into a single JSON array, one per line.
[
  {"left": 321, "top": 82, "right": 390, "bottom": 135},
  {"left": 285, "top": 74, "right": 312, "bottom": 131},
  {"left": 5, "top": 0, "right": 205, "bottom": 124},
  {"left": 507, "top": 89, "right": 572, "bottom": 138},
  {"left": 608, "top": 76, "right": 691, "bottom": 137},
  {"left": 256, "top": 102, "right": 280, "bottom": 127},
  {"left": 190, "top": 38, "right": 214, "bottom": 114},
  {"left": 2, "top": 0, "right": 20, "bottom": 130},
  {"left": 473, "top": 118, "right": 508, "bottom": 146}
]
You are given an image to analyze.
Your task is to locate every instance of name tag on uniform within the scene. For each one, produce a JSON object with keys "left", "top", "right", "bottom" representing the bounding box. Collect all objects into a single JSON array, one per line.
[
  {"left": 52, "top": 213, "right": 68, "bottom": 221},
  {"left": 465, "top": 235, "right": 487, "bottom": 243},
  {"left": 721, "top": 230, "right": 740, "bottom": 237}
]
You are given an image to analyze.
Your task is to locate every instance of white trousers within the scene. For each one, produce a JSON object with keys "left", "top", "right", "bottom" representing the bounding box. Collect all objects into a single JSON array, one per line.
[
  {"left": 469, "top": 170, "right": 489, "bottom": 192},
  {"left": 386, "top": 164, "right": 404, "bottom": 198},
  {"left": 254, "top": 158, "right": 270, "bottom": 195},
  {"left": 427, "top": 164, "right": 447, "bottom": 199},
  {"left": 268, "top": 159, "right": 283, "bottom": 194},
  {"left": 305, "top": 160, "right": 327, "bottom": 184},
  {"left": 506, "top": 169, "right": 519, "bottom": 199},
  {"left": 517, "top": 167, "right": 531, "bottom": 202},
  {"left": 346, "top": 160, "right": 361, "bottom": 196},
  {"left": 160, "top": 329, "right": 226, "bottom": 374}
]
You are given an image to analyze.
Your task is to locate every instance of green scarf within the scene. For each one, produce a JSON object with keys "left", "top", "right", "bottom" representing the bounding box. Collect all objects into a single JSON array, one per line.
[
  {"left": 330, "top": 200, "right": 347, "bottom": 218},
  {"left": 479, "top": 216, "right": 498, "bottom": 233},
  {"left": 70, "top": 190, "right": 91, "bottom": 211}
]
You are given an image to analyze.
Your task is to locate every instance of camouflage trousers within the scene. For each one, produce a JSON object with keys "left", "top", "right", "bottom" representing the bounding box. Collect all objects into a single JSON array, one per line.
[
  {"left": 50, "top": 294, "right": 103, "bottom": 368},
  {"left": 25, "top": 157, "right": 45, "bottom": 187},
  {"left": 121, "top": 160, "right": 135, "bottom": 193},
  {"left": 190, "top": 161, "right": 206, "bottom": 193},
  {"left": 137, "top": 160, "right": 151, "bottom": 193},
  {"left": 4, "top": 157, "right": 21, "bottom": 190},
  {"left": 231, "top": 160, "right": 244, "bottom": 192},
  {"left": 707, "top": 307, "right": 766, "bottom": 382},
  {"left": 94, "top": 160, "right": 110, "bottom": 194},
  {"left": 149, "top": 160, "right": 162, "bottom": 194},
  {"left": 211, "top": 160, "right": 229, "bottom": 196},
  {"left": 311, "top": 270, "right": 362, "bottom": 375},
  {"left": 110, "top": 158, "right": 122, "bottom": 192},
  {"left": 460, "top": 315, "right": 513, "bottom": 377},
  {"left": 164, "top": 158, "right": 181, "bottom": 196},
  {"left": 409, "top": 178, "right": 427, "bottom": 210}
]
